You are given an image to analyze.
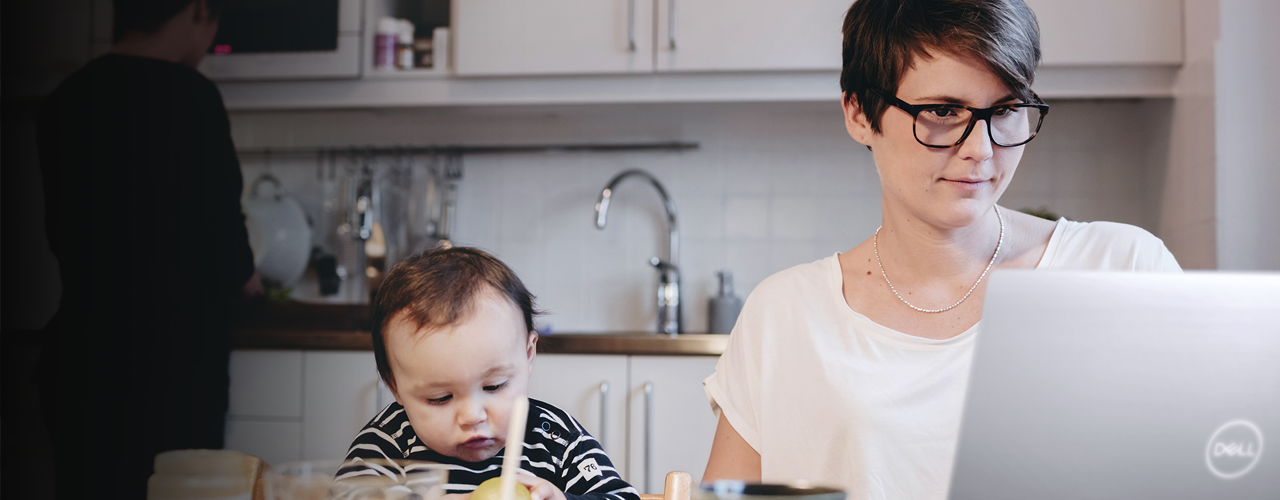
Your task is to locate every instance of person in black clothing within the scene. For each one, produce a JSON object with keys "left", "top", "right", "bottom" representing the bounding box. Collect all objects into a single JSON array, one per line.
[{"left": 36, "top": 1, "right": 256, "bottom": 498}]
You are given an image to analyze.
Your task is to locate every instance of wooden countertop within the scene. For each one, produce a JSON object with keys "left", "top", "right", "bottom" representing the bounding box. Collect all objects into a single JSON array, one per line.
[
  {"left": 232, "top": 329, "right": 727, "bottom": 356},
  {"left": 231, "top": 303, "right": 727, "bottom": 356}
]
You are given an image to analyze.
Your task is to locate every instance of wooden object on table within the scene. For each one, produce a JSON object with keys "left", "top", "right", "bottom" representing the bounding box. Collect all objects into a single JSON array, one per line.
[
  {"left": 639, "top": 471, "right": 693, "bottom": 500},
  {"left": 241, "top": 454, "right": 271, "bottom": 500}
]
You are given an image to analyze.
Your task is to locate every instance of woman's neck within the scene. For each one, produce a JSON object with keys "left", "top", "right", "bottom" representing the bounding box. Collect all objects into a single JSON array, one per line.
[{"left": 875, "top": 204, "right": 1005, "bottom": 283}]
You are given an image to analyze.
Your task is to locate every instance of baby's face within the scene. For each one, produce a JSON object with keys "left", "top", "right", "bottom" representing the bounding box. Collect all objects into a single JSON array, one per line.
[{"left": 385, "top": 289, "right": 536, "bottom": 462}]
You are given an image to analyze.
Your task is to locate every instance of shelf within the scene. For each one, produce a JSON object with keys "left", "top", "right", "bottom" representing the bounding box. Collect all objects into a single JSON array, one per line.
[{"left": 218, "top": 64, "right": 1178, "bottom": 111}]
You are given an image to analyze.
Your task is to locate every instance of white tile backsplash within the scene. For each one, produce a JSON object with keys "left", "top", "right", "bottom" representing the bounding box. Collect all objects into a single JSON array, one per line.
[{"left": 232, "top": 99, "right": 1173, "bottom": 333}]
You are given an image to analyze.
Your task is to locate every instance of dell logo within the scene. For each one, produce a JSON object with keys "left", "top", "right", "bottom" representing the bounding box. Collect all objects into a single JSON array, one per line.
[{"left": 1205, "top": 419, "right": 1265, "bottom": 480}]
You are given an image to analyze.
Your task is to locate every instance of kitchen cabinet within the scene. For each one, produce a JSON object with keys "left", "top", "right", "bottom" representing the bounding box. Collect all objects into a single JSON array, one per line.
[
  {"left": 453, "top": 0, "right": 847, "bottom": 76},
  {"left": 653, "top": 0, "right": 849, "bottom": 72},
  {"left": 528, "top": 354, "right": 720, "bottom": 494},
  {"left": 1027, "top": 0, "right": 1183, "bottom": 66},
  {"left": 454, "top": 0, "right": 656, "bottom": 76},
  {"left": 226, "top": 350, "right": 389, "bottom": 465}
]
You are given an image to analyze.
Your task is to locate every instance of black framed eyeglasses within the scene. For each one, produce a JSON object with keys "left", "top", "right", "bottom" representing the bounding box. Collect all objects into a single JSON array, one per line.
[{"left": 870, "top": 88, "right": 1049, "bottom": 148}]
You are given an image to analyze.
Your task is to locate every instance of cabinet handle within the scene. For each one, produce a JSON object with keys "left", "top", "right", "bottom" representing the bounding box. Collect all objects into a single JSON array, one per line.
[
  {"left": 643, "top": 381, "right": 654, "bottom": 494},
  {"left": 598, "top": 381, "right": 610, "bottom": 448},
  {"left": 627, "top": 0, "right": 637, "bottom": 52},
  {"left": 667, "top": 0, "right": 677, "bottom": 49}
]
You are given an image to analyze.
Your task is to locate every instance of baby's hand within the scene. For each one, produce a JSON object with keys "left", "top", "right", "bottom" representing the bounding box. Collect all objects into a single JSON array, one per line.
[{"left": 515, "top": 470, "right": 568, "bottom": 500}]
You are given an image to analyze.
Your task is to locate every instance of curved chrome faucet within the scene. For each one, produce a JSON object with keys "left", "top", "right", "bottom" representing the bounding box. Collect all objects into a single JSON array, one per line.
[{"left": 594, "top": 169, "right": 682, "bottom": 335}]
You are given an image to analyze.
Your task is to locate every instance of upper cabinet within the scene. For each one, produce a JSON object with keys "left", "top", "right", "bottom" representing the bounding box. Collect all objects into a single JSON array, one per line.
[
  {"left": 455, "top": 0, "right": 656, "bottom": 75},
  {"left": 1027, "top": 0, "right": 1183, "bottom": 66},
  {"left": 454, "top": 0, "right": 849, "bottom": 76},
  {"left": 653, "top": 0, "right": 848, "bottom": 72},
  {"left": 217, "top": 0, "right": 1188, "bottom": 109}
]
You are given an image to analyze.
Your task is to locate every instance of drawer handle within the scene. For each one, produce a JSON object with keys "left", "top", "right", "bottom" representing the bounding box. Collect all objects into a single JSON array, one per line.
[
  {"left": 598, "top": 381, "right": 610, "bottom": 448},
  {"left": 627, "top": 0, "right": 637, "bottom": 52},
  {"left": 667, "top": 0, "right": 677, "bottom": 49},
  {"left": 644, "top": 381, "right": 654, "bottom": 493}
]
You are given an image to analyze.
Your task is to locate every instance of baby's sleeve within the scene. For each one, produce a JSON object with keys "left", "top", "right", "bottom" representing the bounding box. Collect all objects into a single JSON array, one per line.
[{"left": 555, "top": 414, "right": 640, "bottom": 500}]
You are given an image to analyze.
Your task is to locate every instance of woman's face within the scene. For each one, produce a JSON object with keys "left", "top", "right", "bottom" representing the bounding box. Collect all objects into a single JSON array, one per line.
[{"left": 843, "top": 50, "right": 1027, "bottom": 230}]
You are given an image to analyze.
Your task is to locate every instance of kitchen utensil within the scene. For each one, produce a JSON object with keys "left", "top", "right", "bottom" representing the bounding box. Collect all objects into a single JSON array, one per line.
[
  {"left": 498, "top": 397, "right": 530, "bottom": 500},
  {"left": 265, "top": 459, "right": 447, "bottom": 500},
  {"left": 244, "top": 174, "right": 312, "bottom": 288},
  {"left": 695, "top": 482, "right": 845, "bottom": 500}
]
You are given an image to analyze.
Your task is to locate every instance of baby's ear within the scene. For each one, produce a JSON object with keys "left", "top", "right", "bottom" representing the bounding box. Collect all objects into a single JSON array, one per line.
[{"left": 526, "top": 331, "right": 539, "bottom": 363}]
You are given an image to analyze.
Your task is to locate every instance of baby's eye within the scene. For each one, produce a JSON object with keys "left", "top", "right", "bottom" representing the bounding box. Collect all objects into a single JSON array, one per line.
[
  {"left": 426, "top": 395, "right": 452, "bottom": 405},
  {"left": 483, "top": 382, "right": 508, "bottom": 392}
]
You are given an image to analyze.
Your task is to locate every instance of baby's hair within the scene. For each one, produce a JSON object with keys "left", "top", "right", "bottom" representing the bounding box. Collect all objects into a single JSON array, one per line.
[{"left": 370, "top": 245, "right": 541, "bottom": 389}]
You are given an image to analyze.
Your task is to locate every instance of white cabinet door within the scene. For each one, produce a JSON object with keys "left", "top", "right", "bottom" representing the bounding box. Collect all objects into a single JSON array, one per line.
[
  {"left": 228, "top": 350, "right": 304, "bottom": 418},
  {"left": 626, "top": 356, "right": 719, "bottom": 494},
  {"left": 1027, "top": 0, "right": 1183, "bottom": 65},
  {"left": 454, "top": 0, "right": 655, "bottom": 76},
  {"left": 225, "top": 420, "right": 303, "bottom": 466},
  {"left": 226, "top": 350, "right": 305, "bottom": 465},
  {"left": 301, "top": 351, "right": 384, "bottom": 461},
  {"left": 529, "top": 354, "right": 631, "bottom": 476},
  {"left": 654, "top": 0, "right": 848, "bottom": 72}
]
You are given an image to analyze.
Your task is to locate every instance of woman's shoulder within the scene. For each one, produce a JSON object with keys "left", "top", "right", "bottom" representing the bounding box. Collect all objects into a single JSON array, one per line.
[
  {"left": 747, "top": 254, "right": 840, "bottom": 302},
  {"left": 1045, "top": 219, "right": 1181, "bottom": 271}
]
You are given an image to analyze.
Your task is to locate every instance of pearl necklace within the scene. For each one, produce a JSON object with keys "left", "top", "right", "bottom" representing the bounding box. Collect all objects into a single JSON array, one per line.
[{"left": 873, "top": 206, "right": 1005, "bottom": 314}]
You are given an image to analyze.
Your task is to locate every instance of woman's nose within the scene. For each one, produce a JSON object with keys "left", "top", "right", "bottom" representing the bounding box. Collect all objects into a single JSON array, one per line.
[{"left": 959, "top": 120, "right": 995, "bottom": 162}]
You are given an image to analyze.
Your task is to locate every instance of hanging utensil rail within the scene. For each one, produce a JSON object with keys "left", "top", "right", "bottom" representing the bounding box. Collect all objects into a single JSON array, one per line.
[{"left": 235, "top": 141, "right": 698, "bottom": 158}]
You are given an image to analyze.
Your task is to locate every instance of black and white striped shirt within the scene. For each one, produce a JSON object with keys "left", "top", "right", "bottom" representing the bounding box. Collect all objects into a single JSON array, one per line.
[{"left": 345, "top": 398, "right": 639, "bottom": 500}]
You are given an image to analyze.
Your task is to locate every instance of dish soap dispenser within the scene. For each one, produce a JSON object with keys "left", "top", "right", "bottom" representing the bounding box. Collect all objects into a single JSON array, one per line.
[{"left": 708, "top": 270, "right": 743, "bottom": 334}]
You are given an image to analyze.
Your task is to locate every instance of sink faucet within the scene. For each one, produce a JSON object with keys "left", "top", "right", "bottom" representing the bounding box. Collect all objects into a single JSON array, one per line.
[{"left": 594, "top": 169, "right": 682, "bottom": 335}]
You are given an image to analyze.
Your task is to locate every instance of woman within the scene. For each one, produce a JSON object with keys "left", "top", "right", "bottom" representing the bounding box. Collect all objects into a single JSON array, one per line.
[{"left": 701, "top": 1, "right": 1180, "bottom": 499}]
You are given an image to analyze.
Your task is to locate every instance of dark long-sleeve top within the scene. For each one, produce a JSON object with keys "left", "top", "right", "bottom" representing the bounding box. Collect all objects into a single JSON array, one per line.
[
  {"left": 36, "top": 54, "right": 254, "bottom": 402},
  {"left": 345, "top": 399, "right": 641, "bottom": 500}
]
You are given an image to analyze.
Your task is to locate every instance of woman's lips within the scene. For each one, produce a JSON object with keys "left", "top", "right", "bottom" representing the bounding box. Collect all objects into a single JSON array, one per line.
[
  {"left": 942, "top": 178, "right": 988, "bottom": 190},
  {"left": 461, "top": 436, "right": 496, "bottom": 449}
]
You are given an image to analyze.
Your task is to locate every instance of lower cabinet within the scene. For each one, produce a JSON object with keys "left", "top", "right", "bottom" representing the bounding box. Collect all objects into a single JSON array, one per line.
[
  {"left": 226, "top": 350, "right": 392, "bottom": 466},
  {"left": 227, "top": 348, "right": 721, "bottom": 495},
  {"left": 529, "top": 354, "right": 720, "bottom": 494}
]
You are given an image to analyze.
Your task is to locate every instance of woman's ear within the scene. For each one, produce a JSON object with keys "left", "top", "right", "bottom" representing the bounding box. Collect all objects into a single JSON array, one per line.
[{"left": 842, "top": 93, "right": 875, "bottom": 147}]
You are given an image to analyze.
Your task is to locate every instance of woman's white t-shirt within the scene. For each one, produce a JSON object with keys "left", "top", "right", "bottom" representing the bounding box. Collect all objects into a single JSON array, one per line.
[{"left": 703, "top": 219, "right": 1181, "bottom": 500}]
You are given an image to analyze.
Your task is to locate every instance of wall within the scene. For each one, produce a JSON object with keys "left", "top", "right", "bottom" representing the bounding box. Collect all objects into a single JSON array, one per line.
[
  {"left": 1215, "top": 0, "right": 1280, "bottom": 270},
  {"left": 1159, "top": 0, "right": 1219, "bottom": 270},
  {"left": 232, "top": 99, "right": 1175, "bottom": 333}
]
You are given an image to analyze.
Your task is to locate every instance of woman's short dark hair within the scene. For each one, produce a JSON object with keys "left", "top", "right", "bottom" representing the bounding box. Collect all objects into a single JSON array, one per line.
[
  {"left": 113, "top": 0, "right": 226, "bottom": 43},
  {"left": 840, "top": 0, "right": 1042, "bottom": 133},
  {"left": 370, "top": 245, "right": 541, "bottom": 389}
]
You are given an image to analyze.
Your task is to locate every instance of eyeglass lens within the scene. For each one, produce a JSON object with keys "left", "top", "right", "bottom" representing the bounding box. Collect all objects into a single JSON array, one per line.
[{"left": 914, "top": 105, "right": 1043, "bottom": 147}]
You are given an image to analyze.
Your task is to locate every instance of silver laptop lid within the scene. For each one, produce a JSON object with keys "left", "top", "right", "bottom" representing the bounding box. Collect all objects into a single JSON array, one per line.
[{"left": 949, "top": 270, "right": 1280, "bottom": 500}]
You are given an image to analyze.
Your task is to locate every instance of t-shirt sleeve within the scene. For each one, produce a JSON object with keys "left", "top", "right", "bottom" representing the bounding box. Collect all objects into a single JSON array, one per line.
[
  {"left": 703, "top": 282, "right": 768, "bottom": 453},
  {"left": 1046, "top": 220, "right": 1183, "bottom": 272},
  {"left": 556, "top": 414, "right": 639, "bottom": 500}
]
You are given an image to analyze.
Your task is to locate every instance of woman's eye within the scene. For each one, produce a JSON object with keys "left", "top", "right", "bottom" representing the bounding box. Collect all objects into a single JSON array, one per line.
[
  {"left": 426, "top": 395, "right": 452, "bottom": 405},
  {"left": 993, "top": 106, "right": 1018, "bottom": 116},
  {"left": 927, "top": 107, "right": 957, "bottom": 117},
  {"left": 483, "top": 382, "right": 508, "bottom": 392}
]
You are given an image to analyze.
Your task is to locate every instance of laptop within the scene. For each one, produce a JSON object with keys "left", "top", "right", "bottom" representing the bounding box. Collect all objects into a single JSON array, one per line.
[{"left": 948, "top": 270, "right": 1279, "bottom": 500}]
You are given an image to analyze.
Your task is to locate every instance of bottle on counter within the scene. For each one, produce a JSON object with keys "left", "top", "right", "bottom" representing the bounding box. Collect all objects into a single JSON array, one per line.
[
  {"left": 397, "top": 19, "right": 416, "bottom": 70},
  {"left": 374, "top": 17, "right": 399, "bottom": 70},
  {"left": 708, "top": 270, "right": 744, "bottom": 335}
]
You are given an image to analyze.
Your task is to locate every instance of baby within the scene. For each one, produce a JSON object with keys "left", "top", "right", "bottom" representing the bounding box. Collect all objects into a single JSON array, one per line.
[{"left": 344, "top": 246, "right": 639, "bottom": 500}]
